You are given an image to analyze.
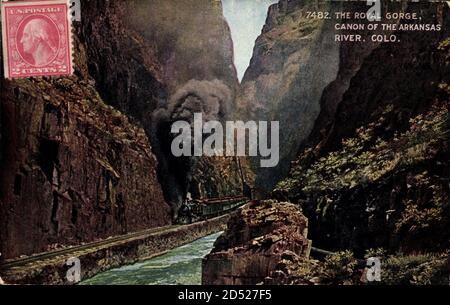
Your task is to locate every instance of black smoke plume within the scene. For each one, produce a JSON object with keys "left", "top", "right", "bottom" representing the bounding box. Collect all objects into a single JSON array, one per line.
[{"left": 151, "top": 80, "right": 232, "bottom": 217}]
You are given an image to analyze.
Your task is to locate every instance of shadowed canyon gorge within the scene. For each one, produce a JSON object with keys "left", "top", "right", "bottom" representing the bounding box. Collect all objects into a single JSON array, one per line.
[{"left": 0, "top": 0, "right": 449, "bottom": 285}]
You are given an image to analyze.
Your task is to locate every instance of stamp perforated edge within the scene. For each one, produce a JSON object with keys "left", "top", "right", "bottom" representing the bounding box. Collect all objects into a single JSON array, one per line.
[
  {"left": 1, "top": 0, "right": 74, "bottom": 79},
  {"left": 1, "top": 2, "right": 9, "bottom": 78}
]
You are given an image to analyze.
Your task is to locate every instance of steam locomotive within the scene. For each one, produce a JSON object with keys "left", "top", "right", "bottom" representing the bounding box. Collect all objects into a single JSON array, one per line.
[
  {"left": 177, "top": 157, "right": 252, "bottom": 224},
  {"left": 176, "top": 195, "right": 249, "bottom": 224}
]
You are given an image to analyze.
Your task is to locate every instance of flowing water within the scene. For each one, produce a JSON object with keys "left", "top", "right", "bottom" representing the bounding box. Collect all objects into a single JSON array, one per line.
[
  {"left": 81, "top": 232, "right": 221, "bottom": 285},
  {"left": 81, "top": 0, "right": 277, "bottom": 286}
]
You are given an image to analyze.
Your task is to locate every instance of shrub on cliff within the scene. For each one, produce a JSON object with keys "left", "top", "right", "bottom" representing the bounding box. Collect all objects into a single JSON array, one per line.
[
  {"left": 292, "top": 250, "right": 450, "bottom": 285},
  {"left": 273, "top": 98, "right": 449, "bottom": 252},
  {"left": 381, "top": 252, "right": 450, "bottom": 285},
  {"left": 275, "top": 103, "right": 449, "bottom": 197}
]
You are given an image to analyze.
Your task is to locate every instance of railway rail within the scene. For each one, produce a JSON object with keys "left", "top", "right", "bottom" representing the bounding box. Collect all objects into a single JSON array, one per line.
[
  {"left": 0, "top": 196, "right": 249, "bottom": 272},
  {"left": 0, "top": 224, "right": 180, "bottom": 271}
]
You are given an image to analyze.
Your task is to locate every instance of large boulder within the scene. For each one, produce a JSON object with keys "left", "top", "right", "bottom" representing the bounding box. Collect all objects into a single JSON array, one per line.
[{"left": 202, "top": 201, "right": 311, "bottom": 285}]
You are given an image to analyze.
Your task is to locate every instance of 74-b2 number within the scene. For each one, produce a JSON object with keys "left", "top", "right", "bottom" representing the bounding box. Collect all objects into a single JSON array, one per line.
[{"left": 305, "top": 11, "right": 331, "bottom": 19}]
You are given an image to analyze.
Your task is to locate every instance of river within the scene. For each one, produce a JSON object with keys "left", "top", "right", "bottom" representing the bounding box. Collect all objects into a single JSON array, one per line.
[{"left": 80, "top": 232, "right": 221, "bottom": 285}]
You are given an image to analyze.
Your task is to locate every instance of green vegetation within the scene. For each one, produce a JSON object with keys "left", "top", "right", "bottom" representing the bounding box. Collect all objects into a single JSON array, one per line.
[
  {"left": 276, "top": 104, "right": 449, "bottom": 196},
  {"left": 321, "top": 250, "right": 359, "bottom": 284},
  {"left": 381, "top": 252, "right": 450, "bottom": 285},
  {"left": 325, "top": 250, "right": 450, "bottom": 285},
  {"left": 271, "top": 249, "right": 450, "bottom": 285}
]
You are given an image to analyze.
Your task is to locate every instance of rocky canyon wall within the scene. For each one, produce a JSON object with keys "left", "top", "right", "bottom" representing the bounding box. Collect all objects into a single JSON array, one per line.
[
  {"left": 238, "top": 0, "right": 448, "bottom": 193},
  {"left": 203, "top": 0, "right": 449, "bottom": 285},
  {"left": 274, "top": 1, "right": 450, "bottom": 255},
  {"left": 236, "top": 0, "right": 341, "bottom": 192},
  {"left": 0, "top": 0, "right": 247, "bottom": 259},
  {"left": 0, "top": 33, "right": 171, "bottom": 259},
  {"left": 80, "top": 0, "right": 243, "bottom": 209},
  {"left": 305, "top": 1, "right": 449, "bottom": 155}
]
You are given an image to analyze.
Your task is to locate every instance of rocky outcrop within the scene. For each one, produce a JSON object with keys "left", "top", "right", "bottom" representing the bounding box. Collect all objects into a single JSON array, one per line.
[
  {"left": 202, "top": 201, "right": 311, "bottom": 285},
  {"left": 203, "top": 200, "right": 450, "bottom": 285},
  {"left": 0, "top": 35, "right": 171, "bottom": 259}
]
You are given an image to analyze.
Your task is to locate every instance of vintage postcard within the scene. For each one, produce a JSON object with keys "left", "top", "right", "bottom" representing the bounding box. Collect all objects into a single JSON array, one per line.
[{"left": 0, "top": 0, "right": 449, "bottom": 295}]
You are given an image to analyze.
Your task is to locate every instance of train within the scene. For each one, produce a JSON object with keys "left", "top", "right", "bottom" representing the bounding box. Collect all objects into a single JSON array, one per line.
[
  {"left": 176, "top": 195, "right": 249, "bottom": 224},
  {"left": 176, "top": 157, "right": 252, "bottom": 224}
]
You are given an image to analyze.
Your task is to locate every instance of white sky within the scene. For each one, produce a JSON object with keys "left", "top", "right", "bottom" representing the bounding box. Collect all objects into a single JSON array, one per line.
[{"left": 222, "top": 0, "right": 278, "bottom": 81}]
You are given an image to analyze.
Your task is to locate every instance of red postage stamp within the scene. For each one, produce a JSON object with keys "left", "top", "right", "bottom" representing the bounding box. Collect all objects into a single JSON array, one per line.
[{"left": 1, "top": 0, "right": 73, "bottom": 79}]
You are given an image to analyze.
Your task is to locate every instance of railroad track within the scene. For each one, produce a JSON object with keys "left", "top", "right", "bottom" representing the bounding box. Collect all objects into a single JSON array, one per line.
[
  {"left": 0, "top": 196, "right": 249, "bottom": 272},
  {"left": 0, "top": 224, "right": 180, "bottom": 271}
]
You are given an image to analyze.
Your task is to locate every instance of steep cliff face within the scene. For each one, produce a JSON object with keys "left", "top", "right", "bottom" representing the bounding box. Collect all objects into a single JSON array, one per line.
[
  {"left": 274, "top": 2, "right": 450, "bottom": 254},
  {"left": 306, "top": 1, "right": 449, "bottom": 154},
  {"left": 276, "top": 102, "right": 450, "bottom": 254},
  {"left": 80, "top": 0, "right": 166, "bottom": 131},
  {"left": 190, "top": 156, "right": 254, "bottom": 199},
  {"left": 206, "top": 1, "right": 449, "bottom": 285},
  {"left": 239, "top": 0, "right": 448, "bottom": 194},
  {"left": 80, "top": 0, "right": 242, "bottom": 208},
  {"left": 0, "top": 0, "right": 246, "bottom": 259},
  {"left": 0, "top": 30, "right": 170, "bottom": 260},
  {"left": 126, "top": 0, "right": 238, "bottom": 94},
  {"left": 236, "top": 0, "right": 341, "bottom": 191}
]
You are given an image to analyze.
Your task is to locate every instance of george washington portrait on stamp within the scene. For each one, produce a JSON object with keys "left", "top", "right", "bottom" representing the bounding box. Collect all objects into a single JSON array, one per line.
[{"left": 1, "top": 0, "right": 73, "bottom": 78}]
